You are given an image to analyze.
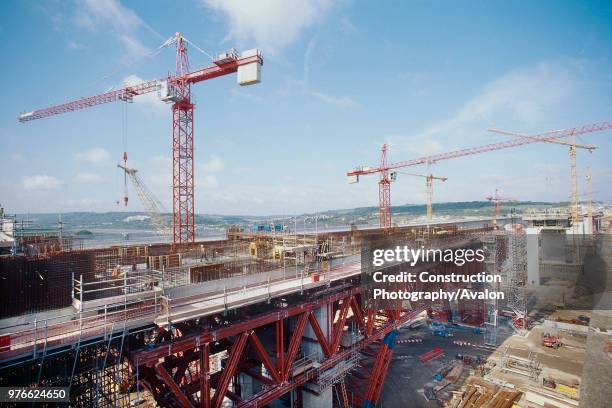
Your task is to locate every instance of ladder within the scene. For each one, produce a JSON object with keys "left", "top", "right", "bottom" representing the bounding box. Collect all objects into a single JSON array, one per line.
[{"left": 339, "top": 376, "right": 350, "bottom": 408}]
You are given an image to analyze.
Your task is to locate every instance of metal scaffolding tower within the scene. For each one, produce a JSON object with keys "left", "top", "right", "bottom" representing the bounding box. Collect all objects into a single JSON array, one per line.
[
  {"left": 482, "top": 234, "right": 501, "bottom": 346},
  {"left": 507, "top": 210, "right": 528, "bottom": 333}
]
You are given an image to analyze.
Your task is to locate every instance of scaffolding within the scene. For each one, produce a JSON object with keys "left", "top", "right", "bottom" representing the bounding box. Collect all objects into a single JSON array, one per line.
[
  {"left": 482, "top": 234, "right": 501, "bottom": 346},
  {"left": 507, "top": 219, "right": 528, "bottom": 333},
  {"left": 314, "top": 332, "right": 361, "bottom": 393},
  {"left": 500, "top": 346, "right": 542, "bottom": 381}
]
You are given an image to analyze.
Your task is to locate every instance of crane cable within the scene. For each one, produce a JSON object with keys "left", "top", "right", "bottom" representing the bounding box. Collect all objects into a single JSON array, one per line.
[
  {"left": 62, "top": 34, "right": 213, "bottom": 107},
  {"left": 182, "top": 36, "right": 215, "bottom": 61},
  {"left": 122, "top": 100, "right": 129, "bottom": 207}
]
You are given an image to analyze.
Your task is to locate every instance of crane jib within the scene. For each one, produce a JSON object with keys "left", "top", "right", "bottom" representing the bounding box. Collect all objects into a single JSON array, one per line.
[
  {"left": 17, "top": 54, "right": 263, "bottom": 123},
  {"left": 346, "top": 121, "right": 611, "bottom": 177}
]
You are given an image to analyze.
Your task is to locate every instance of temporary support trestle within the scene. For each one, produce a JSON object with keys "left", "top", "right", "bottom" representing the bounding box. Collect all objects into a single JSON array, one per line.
[{"left": 130, "top": 286, "right": 421, "bottom": 408}]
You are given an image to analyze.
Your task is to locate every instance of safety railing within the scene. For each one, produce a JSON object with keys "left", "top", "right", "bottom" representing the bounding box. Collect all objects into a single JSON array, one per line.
[
  {"left": 158, "top": 257, "right": 361, "bottom": 325},
  {"left": 0, "top": 278, "right": 162, "bottom": 365}
]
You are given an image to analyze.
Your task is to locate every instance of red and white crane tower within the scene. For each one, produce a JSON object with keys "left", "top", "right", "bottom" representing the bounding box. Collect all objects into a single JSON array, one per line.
[
  {"left": 19, "top": 33, "right": 263, "bottom": 246},
  {"left": 486, "top": 189, "right": 515, "bottom": 222},
  {"left": 347, "top": 121, "right": 611, "bottom": 229}
]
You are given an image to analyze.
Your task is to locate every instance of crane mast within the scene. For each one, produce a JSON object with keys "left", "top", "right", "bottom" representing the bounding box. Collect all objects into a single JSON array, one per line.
[
  {"left": 486, "top": 189, "right": 515, "bottom": 222},
  {"left": 378, "top": 144, "right": 392, "bottom": 229},
  {"left": 394, "top": 171, "right": 447, "bottom": 220},
  {"left": 172, "top": 33, "right": 196, "bottom": 244},
  {"left": 586, "top": 167, "right": 592, "bottom": 234}
]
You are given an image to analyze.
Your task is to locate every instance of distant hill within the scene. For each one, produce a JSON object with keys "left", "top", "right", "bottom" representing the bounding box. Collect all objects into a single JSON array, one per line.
[
  {"left": 14, "top": 200, "right": 565, "bottom": 231},
  {"left": 301, "top": 200, "right": 565, "bottom": 226}
]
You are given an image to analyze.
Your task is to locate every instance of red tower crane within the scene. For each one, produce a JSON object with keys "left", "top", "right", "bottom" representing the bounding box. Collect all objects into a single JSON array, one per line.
[
  {"left": 486, "top": 189, "right": 515, "bottom": 221},
  {"left": 347, "top": 121, "right": 611, "bottom": 229},
  {"left": 18, "top": 33, "right": 263, "bottom": 246}
]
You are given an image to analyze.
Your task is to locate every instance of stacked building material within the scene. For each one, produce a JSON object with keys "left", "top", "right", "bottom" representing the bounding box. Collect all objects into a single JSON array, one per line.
[{"left": 448, "top": 377, "right": 522, "bottom": 408}]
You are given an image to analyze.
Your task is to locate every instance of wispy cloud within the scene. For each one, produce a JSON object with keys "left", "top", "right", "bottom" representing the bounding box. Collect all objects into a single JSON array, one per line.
[
  {"left": 76, "top": 173, "right": 104, "bottom": 183},
  {"left": 415, "top": 62, "right": 575, "bottom": 142},
  {"left": 9, "top": 153, "right": 25, "bottom": 162},
  {"left": 200, "top": 155, "right": 225, "bottom": 173},
  {"left": 23, "top": 175, "right": 61, "bottom": 191},
  {"left": 202, "top": 175, "right": 219, "bottom": 189},
  {"left": 73, "top": 0, "right": 162, "bottom": 58},
  {"left": 74, "top": 147, "right": 111, "bottom": 165},
  {"left": 203, "top": 0, "right": 333, "bottom": 55},
  {"left": 66, "top": 40, "right": 85, "bottom": 50},
  {"left": 311, "top": 91, "right": 357, "bottom": 108},
  {"left": 386, "top": 137, "right": 445, "bottom": 157},
  {"left": 230, "top": 88, "right": 265, "bottom": 103},
  {"left": 150, "top": 155, "right": 171, "bottom": 167},
  {"left": 298, "top": 37, "right": 358, "bottom": 108}
]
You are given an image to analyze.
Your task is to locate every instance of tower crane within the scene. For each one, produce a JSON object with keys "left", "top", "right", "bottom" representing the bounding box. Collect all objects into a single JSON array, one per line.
[
  {"left": 347, "top": 121, "right": 611, "bottom": 229},
  {"left": 486, "top": 189, "right": 515, "bottom": 222},
  {"left": 585, "top": 167, "right": 593, "bottom": 234},
  {"left": 394, "top": 171, "right": 447, "bottom": 219},
  {"left": 488, "top": 127, "right": 597, "bottom": 233},
  {"left": 18, "top": 32, "right": 263, "bottom": 246},
  {"left": 118, "top": 164, "right": 170, "bottom": 237}
]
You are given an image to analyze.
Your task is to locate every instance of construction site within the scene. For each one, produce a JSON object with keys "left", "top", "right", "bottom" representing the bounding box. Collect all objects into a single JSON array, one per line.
[{"left": 1, "top": 7, "right": 612, "bottom": 408}]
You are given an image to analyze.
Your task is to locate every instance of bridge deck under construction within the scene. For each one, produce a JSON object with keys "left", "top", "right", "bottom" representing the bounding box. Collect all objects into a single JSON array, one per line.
[{"left": 0, "top": 222, "right": 499, "bottom": 407}]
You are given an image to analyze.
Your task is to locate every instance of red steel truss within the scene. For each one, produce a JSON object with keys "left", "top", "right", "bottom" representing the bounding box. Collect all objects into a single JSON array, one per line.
[
  {"left": 172, "top": 98, "right": 195, "bottom": 243},
  {"left": 378, "top": 144, "right": 392, "bottom": 229},
  {"left": 171, "top": 34, "right": 196, "bottom": 244},
  {"left": 130, "top": 287, "right": 421, "bottom": 408}
]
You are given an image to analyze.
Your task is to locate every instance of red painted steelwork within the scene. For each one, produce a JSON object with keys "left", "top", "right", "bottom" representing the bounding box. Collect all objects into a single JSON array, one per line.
[
  {"left": 212, "top": 332, "right": 248, "bottom": 408},
  {"left": 131, "top": 286, "right": 424, "bottom": 408}
]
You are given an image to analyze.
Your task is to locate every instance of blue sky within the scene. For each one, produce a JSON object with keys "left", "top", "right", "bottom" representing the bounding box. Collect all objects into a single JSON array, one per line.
[{"left": 1, "top": 0, "right": 611, "bottom": 215}]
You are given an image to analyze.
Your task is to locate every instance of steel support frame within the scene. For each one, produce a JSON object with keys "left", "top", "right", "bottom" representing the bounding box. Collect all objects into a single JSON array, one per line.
[
  {"left": 378, "top": 144, "right": 392, "bottom": 229},
  {"left": 131, "top": 287, "right": 422, "bottom": 408},
  {"left": 361, "top": 331, "right": 397, "bottom": 407}
]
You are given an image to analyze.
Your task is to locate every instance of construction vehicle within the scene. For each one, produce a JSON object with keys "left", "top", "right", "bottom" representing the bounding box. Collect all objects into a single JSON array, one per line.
[
  {"left": 433, "top": 329, "right": 454, "bottom": 338},
  {"left": 542, "top": 377, "right": 580, "bottom": 398},
  {"left": 434, "top": 362, "right": 455, "bottom": 381},
  {"left": 542, "top": 333, "right": 563, "bottom": 349}
]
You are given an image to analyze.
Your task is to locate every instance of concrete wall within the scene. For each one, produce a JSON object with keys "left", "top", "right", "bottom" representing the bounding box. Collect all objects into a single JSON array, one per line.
[{"left": 526, "top": 228, "right": 540, "bottom": 285}]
